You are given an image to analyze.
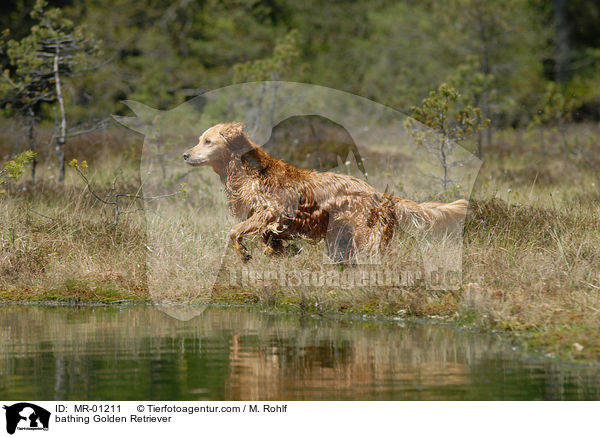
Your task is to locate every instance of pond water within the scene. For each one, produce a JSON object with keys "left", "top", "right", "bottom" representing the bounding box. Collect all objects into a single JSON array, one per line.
[{"left": 0, "top": 305, "right": 599, "bottom": 400}]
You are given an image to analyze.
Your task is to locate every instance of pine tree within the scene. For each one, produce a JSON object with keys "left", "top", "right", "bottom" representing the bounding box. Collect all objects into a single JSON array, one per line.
[{"left": 0, "top": 0, "right": 99, "bottom": 182}]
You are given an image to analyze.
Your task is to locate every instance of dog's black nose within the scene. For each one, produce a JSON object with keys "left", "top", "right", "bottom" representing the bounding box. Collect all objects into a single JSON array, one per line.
[{"left": 183, "top": 152, "right": 190, "bottom": 160}]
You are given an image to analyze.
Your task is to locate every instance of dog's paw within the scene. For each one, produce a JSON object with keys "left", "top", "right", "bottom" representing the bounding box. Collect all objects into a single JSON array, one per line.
[
  {"left": 263, "top": 245, "right": 278, "bottom": 256},
  {"left": 285, "top": 244, "right": 302, "bottom": 256}
]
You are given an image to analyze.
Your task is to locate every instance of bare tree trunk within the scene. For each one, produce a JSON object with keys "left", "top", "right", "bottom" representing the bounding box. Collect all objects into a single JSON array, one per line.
[
  {"left": 54, "top": 51, "right": 67, "bottom": 183},
  {"left": 553, "top": 0, "right": 569, "bottom": 83},
  {"left": 480, "top": 35, "right": 491, "bottom": 155},
  {"left": 441, "top": 137, "right": 448, "bottom": 192},
  {"left": 27, "top": 107, "right": 37, "bottom": 183},
  {"left": 10, "top": 125, "right": 20, "bottom": 158},
  {"left": 474, "top": 1, "right": 492, "bottom": 156}
]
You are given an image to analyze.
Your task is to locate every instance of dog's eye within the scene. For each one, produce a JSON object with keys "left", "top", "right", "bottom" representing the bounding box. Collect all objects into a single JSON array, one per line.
[{"left": 205, "top": 138, "right": 211, "bottom": 145}]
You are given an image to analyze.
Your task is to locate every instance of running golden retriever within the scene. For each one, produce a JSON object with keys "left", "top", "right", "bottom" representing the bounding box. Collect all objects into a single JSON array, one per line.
[{"left": 183, "top": 122, "right": 467, "bottom": 262}]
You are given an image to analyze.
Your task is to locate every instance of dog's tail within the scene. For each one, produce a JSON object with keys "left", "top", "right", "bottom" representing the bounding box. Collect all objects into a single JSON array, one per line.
[
  {"left": 419, "top": 199, "right": 468, "bottom": 235},
  {"left": 391, "top": 197, "right": 468, "bottom": 236}
]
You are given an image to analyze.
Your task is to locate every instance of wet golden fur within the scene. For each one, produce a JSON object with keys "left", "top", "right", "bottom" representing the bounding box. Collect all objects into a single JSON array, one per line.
[{"left": 183, "top": 122, "right": 468, "bottom": 262}]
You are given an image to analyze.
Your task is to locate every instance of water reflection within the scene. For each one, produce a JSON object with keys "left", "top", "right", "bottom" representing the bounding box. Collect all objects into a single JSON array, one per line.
[{"left": 0, "top": 305, "right": 598, "bottom": 400}]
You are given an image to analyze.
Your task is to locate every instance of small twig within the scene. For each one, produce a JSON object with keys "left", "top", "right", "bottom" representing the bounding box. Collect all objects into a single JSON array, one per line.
[
  {"left": 30, "top": 210, "right": 56, "bottom": 221},
  {"left": 580, "top": 280, "right": 599, "bottom": 290},
  {"left": 72, "top": 165, "right": 183, "bottom": 232},
  {"left": 75, "top": 166, "right": 115, "bottom": 205},
  {"left": 118, "top": 208, "right": 147, "bottom": 215},
  {"left": 66, "top": 118, "right": 112, "bottom": 138},
  {"left": 116, "top": 192, "right": 183, "bottom": 201}
]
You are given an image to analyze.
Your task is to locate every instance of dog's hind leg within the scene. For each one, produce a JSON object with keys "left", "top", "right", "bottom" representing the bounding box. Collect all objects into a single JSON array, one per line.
[
  {"left": 262, "top": 232, "right": 285, "bottom": 255},
  {"left": 325, "top": 216, "right": 356, "bottom": 264}
]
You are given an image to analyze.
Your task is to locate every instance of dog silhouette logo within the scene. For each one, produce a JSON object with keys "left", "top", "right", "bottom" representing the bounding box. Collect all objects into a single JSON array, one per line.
[{"left": 3, "top": 403, "right": 50, "bottom": 434}]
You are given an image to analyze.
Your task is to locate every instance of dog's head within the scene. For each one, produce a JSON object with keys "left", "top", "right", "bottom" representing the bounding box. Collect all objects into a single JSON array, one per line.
[{"left": 183, "top": 122, "right": 253, "bottom": 167}]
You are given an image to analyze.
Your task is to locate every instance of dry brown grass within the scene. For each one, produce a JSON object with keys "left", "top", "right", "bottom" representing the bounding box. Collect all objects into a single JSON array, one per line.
[{"left": 1, "top": 122, "right": 599, "bottom": 360}]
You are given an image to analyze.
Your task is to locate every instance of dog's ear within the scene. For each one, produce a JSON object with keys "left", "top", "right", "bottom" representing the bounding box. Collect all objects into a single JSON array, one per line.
[
  {"left": 219, "top": 122, "right": 267, "bottom": 171},
  {"left": 219, "top": 122, "right": 252, "bottom": 155}
]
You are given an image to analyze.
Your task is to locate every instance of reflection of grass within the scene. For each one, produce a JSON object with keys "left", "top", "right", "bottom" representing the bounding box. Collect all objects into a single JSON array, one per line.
[
  {"left": 1, "top": 123, "right": 600, "bottom": 362},
  {"left": 5, "top": 305, "right": 598, "bottom": 400}
]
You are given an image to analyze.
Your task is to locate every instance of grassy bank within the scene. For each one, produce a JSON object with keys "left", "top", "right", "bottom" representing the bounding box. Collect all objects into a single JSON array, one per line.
[{"left": 1, "top": 123, "right": 599, "bottom": 362}]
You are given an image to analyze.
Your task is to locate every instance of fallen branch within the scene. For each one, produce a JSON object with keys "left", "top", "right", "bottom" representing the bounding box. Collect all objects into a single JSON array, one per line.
[{"left": 69, "top": 159, "right": 185, "bottom": 231}]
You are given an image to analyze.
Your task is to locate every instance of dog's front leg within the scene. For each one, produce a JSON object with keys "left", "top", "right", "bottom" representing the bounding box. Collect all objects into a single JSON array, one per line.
[{"left": 230, "top": 215, "right": 266, "bottom": 261}]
